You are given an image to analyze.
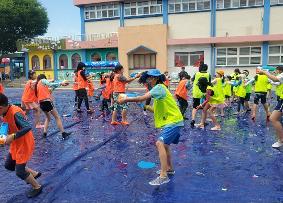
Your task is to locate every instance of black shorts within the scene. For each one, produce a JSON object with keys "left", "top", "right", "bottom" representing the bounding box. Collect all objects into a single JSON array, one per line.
[
  {"left": 4, "top": 153, "right": 29, "bottom": 180},
  {"left": 245, "top": 93, "right": 251, "bottom": 101},
  {"left": 254, "top": 93, "right": 267, "bottom": 105},
  {"left": 40, "top": 101, "right": 54, "bottom": 112},
  {"left": 275, "top": 99, "right": 283, "bottom": 112},
  {"left": 193, "top": 98, "right": 201, "bottom": 109},
  {"left": 225, "top": 95, "right": 230, "bottom": 99}
]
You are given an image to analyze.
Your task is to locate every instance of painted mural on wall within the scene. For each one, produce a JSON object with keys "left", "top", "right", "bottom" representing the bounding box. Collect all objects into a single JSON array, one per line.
[{"left": 58, "top": 70, "right": 74, "bottom": 81}]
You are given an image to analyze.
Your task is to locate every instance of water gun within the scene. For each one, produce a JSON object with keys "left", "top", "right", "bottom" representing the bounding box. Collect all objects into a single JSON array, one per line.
[
  {"left": 118, "top": 92, "right": 145, "bottom": 108},
  {"left": 130, "top": 72, "right": 140, "bottom": 78},
  {"left": 0, "top": 123, "right": 8, "bottom": 145},
  {"left": 85, "top": 61, "right": 121, "bottom": 69}
]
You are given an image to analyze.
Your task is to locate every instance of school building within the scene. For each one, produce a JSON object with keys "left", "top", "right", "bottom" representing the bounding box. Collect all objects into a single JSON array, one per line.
[{"left": 73, "top": 0, "right": 283, "bottom": 76}]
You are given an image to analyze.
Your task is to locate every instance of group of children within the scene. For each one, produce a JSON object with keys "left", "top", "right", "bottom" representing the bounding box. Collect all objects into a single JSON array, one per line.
[{"left": 2, "top": 62, "right": 283, "bottom": 198}]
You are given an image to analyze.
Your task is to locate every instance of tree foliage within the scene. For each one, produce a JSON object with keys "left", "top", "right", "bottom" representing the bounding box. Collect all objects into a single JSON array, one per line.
[{"left": 0, "top": 0, "right": 49, "bottom": 54}]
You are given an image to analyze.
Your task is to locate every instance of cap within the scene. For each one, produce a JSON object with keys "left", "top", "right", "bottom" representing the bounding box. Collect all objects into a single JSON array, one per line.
[
  {"left": 216, "top": 70, "right": 224, "bottom": 76},
  {"left": 147, "top": 69, "right": 162, "bottom": 77}
]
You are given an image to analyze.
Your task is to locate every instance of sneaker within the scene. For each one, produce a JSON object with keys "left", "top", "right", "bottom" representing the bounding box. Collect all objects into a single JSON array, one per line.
[
  {"left": 149, "top": 176, "right": 170, "bottom": 186},
  {"left": 26, "top": 186, "right": 43, "bottom": 198},
  {"left": 211, "top": 126, "right": 221, "bottom": 131},
  {"left": 35, "top": 124, "right": 44, "bottom": 129},
  {"left": 143, "top": 111, "right": 147, "bottom": 116},
  {"left": 156, "top": 170, "right": 175, "bottom": 175},
  {"left": 195, "top": 123, "right": 204, "bottom": 129},
  {"left": 43, "top": 132, "right": 47, "bottom": 138},
  {"left": 121, "top": 121, "right": 129, "bottom": 126},
  {"left": 111, "top": 121, "right": 120, "bottom": 125},
  {"left": 87, "top": 109, "right": 94, "bottom": 114},
  {"left": 190, "top": 120, "right": 195, "bottom": 128},
  {"left": 272, "top": 141, "right": 283, "bottom": 149},
  {"left": 77, "top": 109, "right": 82, "bottom": 113},
  {"left": 62, "top": 132, "right": 71, "bottom": 139}
]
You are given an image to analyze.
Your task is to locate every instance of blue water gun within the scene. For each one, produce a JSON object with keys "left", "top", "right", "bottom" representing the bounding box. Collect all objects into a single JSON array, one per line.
[
  {"left": 85, "top": 61, "right": 121, "bottom": 69},
  {"left": 0, "top": 123, "right": 8, "bottom": 145}
]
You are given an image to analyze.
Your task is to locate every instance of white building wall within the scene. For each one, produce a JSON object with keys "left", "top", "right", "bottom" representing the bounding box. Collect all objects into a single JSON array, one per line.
[
  {"left": 168, "top": 12, "right": 211, "bottom": 39},
  {"left": 124, "top": 17, "right": 162, "bottom": 26},
  {"left": 167, "top": 45, "right": 211, "bottom": 77},
  {"left": 216, "top": 8, "right": 263, "bottom": 37},
  {"left": 270, "top": 7, "right": 283, "bottom": 35},
  {"left": 85, "top": 20, "right": 120, "bottom": 37}
]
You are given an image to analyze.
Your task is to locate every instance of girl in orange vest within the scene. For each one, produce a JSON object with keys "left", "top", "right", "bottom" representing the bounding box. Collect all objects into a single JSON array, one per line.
[
  {"left": 73, "top": 70, "right": 79, "bottom": 108},
  {"left": 164, "top": 71, "right": 171, "bottom": 89},
  {"left": 21, "top": 70, "right": 43, "bottom": 129},
  {"left": 0, "top": 94, "right": 42, "bottom": 198},
  {"left": 101, "top": 73, "right": 113, "bottom": 113},
  {"left": 111, "top": 65, "right": 140, "bottom": 125},
  {"left": 35, "top": 74, "right": 71, "bottom": 139},
  {"left": 76, "top": 62, "right": 93, "bottom": 114},
  {"left": 175, "top": 72, "right": 191, "bottom": 119}
]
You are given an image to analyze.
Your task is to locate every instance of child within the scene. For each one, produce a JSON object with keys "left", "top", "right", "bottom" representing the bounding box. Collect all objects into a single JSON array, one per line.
[
  {"left": 0, "top": 94, "right": 42, "bottom": 198},
  {"left": 111, "top": 65, "right": 140, "bottom": 125},
  {"left": 118, "top": 69, "right": 184, "bottom": 185},
  {"left": 73, "top": 70, "right": 79, "bottom": 108},
  {"left": 257, "top": 66, "right": 283, "bottom": 148},
  {"left": 101, "top": 73, "right": 113, "bottom": 114},
  {"left": 21, "top": 70, "right": 43, "bottom": 128},
  {"left": 164, "top": 71, "right": 171, "bottom": 89},
  {"left": 196, "top": 71, "right": 226, "bottom": 131},
  {"left": 191, "top": 64, "right": 211, "bottom": 127},
  {"left": 223, "top": 76, "right": 232, "bottom": 106},
  {"left": 234, "top": 74, "right": 247, "bottom": 115},
  {"left": 175, "top": 72, "right": 191, "bottom": 119},
  {"left": 246, "top": 68, "right": 270, "bottom": 121},
  {"left": 76, "top": 62, "right": 93, "bottom": 114},
  {"left": 211, "top": 70, "right": 225, "bottom": 117},
  {"left": 243, "top": 70, "right": 252, "bottom": 112},
  {"left": 35, "top": 74, "right": 71, "bottom": 139}
]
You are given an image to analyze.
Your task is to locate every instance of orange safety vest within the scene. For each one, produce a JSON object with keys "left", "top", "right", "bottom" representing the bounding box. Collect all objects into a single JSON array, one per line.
[
  {"left": 175, "top": 79, "right": 188, "bottom": 100},
  {"left": 0, "top": 83, "right": 4, "bottom": 94},
  {"left": 77, "top": 70, "right": 88, "bottom": 89},
  {"left": 22, "top": 80, "right": 37, "bottom": 103},
  {"left": 113, "top": 74, "right": 126, "bottom": 93},
  {"left": 3, "top": 105, "right": 34, "bottom": 164},
  {"left": 73, "top": 75, "right": 79, "bottom": 91},
  {"left": 87, "top": 80, "right": 95, "bottom": 97},
  {"left": 102, "top": 78, "right": 113, "bottom": 99},
  {"left": 37, "top": 80, "right": 51, "bottom": 102}
]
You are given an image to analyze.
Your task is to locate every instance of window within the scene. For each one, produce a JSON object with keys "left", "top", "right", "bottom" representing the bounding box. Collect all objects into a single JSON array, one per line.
[
  {"left": 43, "top": 55, "right": 51, "bottom": 70},
  {"left": 85, "top": 3, "right": 119, "bottom": 20},
  {"left": 124, "top": 1, "right": 162, "bottom": 16},
  {"left": 216, "top": 46, "right": 261, "bottom": 66},
  {"left": 133, "top": 54, "right": 156, "bottom": 69},
  {"left": 31, "top": 55, "right": 40, "bottom": 70},
  {"left": 106, "top": 52, "right": 117, "bottom": 61},
  {"left": 269, "top": 45, "right": 283, "bottom": 65},
  {"left": 174, "top": 51, "right": 204, "bottom": 67},
  {"left": 71, "top": 53, "right": 81, "bottom": 69},
  {"left": 168, "top": 0, "right": 210, "bottom": 13},
  {"left": 59, "top": 54, "right": 68, "bottom": 69},
  {"left": 271, "top": 0, "right": 283, "bottom": 4},
  {"left": 91, "top": 53, "right": 101, "bottom": 62},
  {"left": 216, "top": 0, "right": 263, "bottom": 9}
]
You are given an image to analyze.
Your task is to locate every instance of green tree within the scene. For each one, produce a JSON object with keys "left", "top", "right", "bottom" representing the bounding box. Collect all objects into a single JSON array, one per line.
[{"left": 0, "top": 0, "right": 49, "bottom": 54}]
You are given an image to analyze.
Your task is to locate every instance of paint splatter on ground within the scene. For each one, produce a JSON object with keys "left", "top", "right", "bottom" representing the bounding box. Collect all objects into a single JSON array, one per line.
[{"left": 1, "top": 88, "right": 283, "bottom": 203}]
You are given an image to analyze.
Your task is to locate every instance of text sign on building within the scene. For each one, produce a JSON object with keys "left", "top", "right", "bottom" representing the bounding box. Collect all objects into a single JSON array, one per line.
[{"left": 17, "top": 38, "right": 66, "bottom": 51}]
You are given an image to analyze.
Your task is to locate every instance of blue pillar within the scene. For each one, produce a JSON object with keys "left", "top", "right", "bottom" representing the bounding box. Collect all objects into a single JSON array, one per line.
[
  {"left": 10, "top": 60, "right": 14, "bottom": 81},
  {"left": 80, "top": 7, "right": 86, "bottom": 41},
  {"left": 162, "top": 0, "right": 168, "bottom": 24},
  {"left": 119, "top": 2, "right": 124, "bottom": 27},
  {"left": 210, "top": 0, "right": 216, "bottom": 75},
  {"left": 262, "top": 0, "right": 270, "bottom": 66},
  {"left": 53, "top": 51, "right": 58, "bottom": 80},
  {"left": 24, "top": 52, "right": 29, "bottom": 80}
]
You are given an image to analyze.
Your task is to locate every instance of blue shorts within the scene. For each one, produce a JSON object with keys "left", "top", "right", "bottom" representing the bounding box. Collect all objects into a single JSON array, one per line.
[{"left": 158, "top": 125, "right": 182, "bottom": 145}]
